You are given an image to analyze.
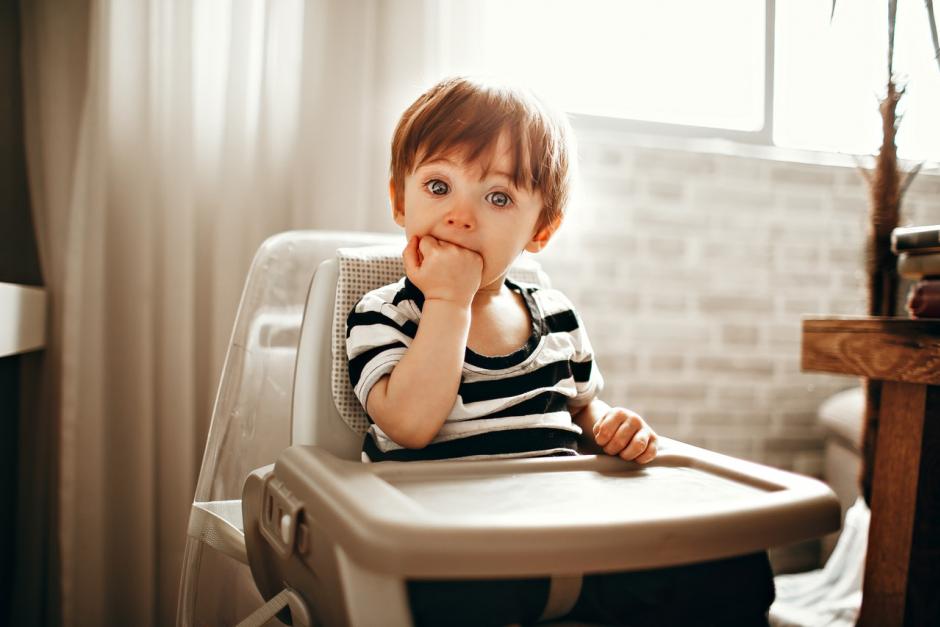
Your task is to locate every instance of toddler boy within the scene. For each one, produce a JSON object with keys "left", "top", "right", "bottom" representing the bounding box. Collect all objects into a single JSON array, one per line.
[
  {"left": 346, "top": 76, "right": 658, "bottom": 465},
  {"left": 346, "top": 77, "right": 774, "bottom": 626}
]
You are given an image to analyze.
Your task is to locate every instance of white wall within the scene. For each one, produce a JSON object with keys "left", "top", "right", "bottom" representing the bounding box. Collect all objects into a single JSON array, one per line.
[{"left": 539, "top": 135, "right": 940, "bottom": 478}]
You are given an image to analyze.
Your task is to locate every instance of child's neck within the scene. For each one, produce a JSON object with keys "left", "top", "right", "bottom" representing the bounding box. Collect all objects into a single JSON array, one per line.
[{"left": 472, "top": 273, "right": 511, "bottom": 306}]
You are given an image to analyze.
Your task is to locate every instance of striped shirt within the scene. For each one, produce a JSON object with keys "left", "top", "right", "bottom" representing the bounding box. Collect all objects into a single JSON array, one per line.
[{"left": 346, "top": 277, "right": 603, "bottom": 462}]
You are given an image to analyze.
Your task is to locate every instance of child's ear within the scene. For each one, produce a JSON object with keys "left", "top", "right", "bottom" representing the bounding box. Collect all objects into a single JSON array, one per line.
[
  {"left": 525, "top": 214, "right": 563, "bottom": 253},
  {"left": 389, "top": 179, "right": 405, "bottom": 227}
]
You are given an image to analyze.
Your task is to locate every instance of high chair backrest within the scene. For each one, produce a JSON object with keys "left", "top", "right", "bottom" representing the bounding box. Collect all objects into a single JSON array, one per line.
[{"left": 291, "top": 242, "right": 551, "bottom": 460}]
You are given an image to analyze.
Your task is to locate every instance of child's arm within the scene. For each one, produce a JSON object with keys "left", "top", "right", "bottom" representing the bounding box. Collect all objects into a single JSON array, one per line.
[
  {"left": 366, "top": 235, "right": 482, "bottom": 449},
  {"left": 572, "top": 399, "right": 658, "bottom": 463}
]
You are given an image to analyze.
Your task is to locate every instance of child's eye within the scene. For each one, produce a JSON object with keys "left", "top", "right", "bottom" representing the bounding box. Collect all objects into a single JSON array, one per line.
[
  {"left": 486, "top": 191, "right": 512, "bottom": 208},
  {"left": 426, "top": 179, "right": 449, "bottom": 195}
]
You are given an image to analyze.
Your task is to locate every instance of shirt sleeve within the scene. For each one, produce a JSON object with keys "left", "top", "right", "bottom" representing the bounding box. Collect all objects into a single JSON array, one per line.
[
  {"left": 345, "top": 291, "right": 417, "bottom": 413},
  {"left": 567, "top": 305, "right": 605, "bottom": 409}
]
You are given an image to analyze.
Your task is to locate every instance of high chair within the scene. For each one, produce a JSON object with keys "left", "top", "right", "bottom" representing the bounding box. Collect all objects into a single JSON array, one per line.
[{"left": 177, "top": 230, "right": 841, "bottom": 627}]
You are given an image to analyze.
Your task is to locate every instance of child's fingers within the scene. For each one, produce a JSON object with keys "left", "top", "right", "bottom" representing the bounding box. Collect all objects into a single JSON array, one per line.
[
  {"left": 618, "top": 427, "right": 652, "bottom": 461},
  {"left": 632, "top": 435, "right": 658, "bottom": 464},
  {"left": 592, "top": 414, "right": 614, "bottom": 446},
  {"left": 602, "top": 412, "right": 640, "bottom": 455},
  {"left": 417, "top": 234, "right": 437, "bottom": 260},
  {"left": 402, "top": 236, "right": 420, "bottom": 273},
  {"left": 593, "top": 411, "right": 622, "bottom": 446}
]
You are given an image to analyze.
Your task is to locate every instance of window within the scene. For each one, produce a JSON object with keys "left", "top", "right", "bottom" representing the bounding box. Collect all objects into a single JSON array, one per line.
[
  {"left": 436, "top": 0, "right": 940, "bottom": 161},
  {"left": 775, "top": 0, "right": 940, "bottom": 161}
]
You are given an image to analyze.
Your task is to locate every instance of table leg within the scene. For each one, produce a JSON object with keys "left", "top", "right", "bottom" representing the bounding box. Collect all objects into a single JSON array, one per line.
[{"left": 859, "top": 382, "right": 940, "bottom": 626}]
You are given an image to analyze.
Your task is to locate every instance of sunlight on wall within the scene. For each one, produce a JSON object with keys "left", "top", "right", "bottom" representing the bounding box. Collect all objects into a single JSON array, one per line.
[{"left": 438, "top": 0, "right": 765, "bottom": 131}]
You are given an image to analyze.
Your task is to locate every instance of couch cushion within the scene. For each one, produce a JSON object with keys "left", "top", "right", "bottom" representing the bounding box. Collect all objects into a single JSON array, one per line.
[{"left": 817, "top": 387, "right": 864, "bottom": 454}]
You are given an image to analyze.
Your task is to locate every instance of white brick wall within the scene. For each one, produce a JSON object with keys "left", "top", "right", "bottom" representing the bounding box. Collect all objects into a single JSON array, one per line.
[{"left": 537, "top": 137, "right": 940, "bottom": 478}]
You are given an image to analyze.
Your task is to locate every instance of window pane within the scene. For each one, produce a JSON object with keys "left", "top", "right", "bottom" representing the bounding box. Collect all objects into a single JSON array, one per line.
[
  {"left": 774, "top": 0, "right": 940, "bottom": 161},
  {"left": 437, "top": 0, "right": 765, "bottom": 131}
]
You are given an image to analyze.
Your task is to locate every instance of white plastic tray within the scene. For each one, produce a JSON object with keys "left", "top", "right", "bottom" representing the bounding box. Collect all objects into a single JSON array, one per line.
[{"left": 274, "top": 437, "right": 840, "bottom": 577}]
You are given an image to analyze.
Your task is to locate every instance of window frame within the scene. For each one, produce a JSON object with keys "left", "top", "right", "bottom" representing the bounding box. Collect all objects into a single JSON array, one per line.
[{"left": 567, "top": 0, "right": 777, "bottom": 146}]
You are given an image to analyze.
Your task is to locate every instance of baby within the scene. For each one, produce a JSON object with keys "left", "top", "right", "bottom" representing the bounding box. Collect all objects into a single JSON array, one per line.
[
  {"left": 345, "top": 77, "right": 774, "bottom": 626},
  {"left": 346, "top": 76, "right": 658, "bottom": 464}
]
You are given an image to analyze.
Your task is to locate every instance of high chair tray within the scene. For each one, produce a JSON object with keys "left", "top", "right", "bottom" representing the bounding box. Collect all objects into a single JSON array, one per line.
[{"left": 270, "top": 437, "right": 839, "bottom": 577}]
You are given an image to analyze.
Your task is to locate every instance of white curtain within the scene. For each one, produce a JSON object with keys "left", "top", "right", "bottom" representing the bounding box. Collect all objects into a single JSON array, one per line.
[{"left": 20, "top": 1, "right": 440, "bottom": 624}]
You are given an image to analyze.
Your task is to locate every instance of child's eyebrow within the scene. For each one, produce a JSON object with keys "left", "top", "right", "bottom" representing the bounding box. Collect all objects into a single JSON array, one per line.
[{"left": 418, "top": 156, "right": 517, "bottom": 188}]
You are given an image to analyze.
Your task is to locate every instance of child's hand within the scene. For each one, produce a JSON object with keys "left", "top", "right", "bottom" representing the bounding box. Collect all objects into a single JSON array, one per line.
[
  {"left": 403, "top": 235, "right": 483, "bottom": 306},
  {"left": 593, "top": 406, "right": 658, "bottom": 463}
]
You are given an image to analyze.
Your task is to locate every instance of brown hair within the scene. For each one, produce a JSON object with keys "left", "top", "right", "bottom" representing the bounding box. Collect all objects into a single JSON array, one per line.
[{"left": 390, "top": 76, "right": 573, "bottom": 231}]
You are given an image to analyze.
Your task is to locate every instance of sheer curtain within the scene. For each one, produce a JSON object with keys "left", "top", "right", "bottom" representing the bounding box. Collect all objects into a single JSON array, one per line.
[{"left": 20, "top": 0, "right": 440, "bottom": 624}]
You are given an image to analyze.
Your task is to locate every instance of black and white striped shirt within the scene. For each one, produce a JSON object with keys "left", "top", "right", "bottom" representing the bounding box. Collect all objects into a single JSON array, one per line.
[{"left": 346, "top": 277, "right": 603, "bottom": 462}]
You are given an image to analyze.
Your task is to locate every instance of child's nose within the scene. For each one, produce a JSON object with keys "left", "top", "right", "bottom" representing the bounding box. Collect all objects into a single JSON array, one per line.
[{"left": 444, "top": 203, "right": 475, "bottom": 230}]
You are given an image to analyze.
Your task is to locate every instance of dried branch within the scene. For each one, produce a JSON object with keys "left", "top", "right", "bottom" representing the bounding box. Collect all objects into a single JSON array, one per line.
[
  {"left": 889, "top": 0, "right": 898, "bottom": 77},
  {"left": 926, "top": 1, "right": 940, "bottom": 73}
]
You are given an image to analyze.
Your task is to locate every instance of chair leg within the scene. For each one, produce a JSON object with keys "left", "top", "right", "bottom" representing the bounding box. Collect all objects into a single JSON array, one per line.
[
  {"left": 335, "top": 546, "right": 411, "bottom": 626},
  {"left": 236, "top": 588, "right": 312, "bottom": 627}
]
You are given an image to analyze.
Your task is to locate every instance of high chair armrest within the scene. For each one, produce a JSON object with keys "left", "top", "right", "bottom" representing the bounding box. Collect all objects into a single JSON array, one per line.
[{"left": 267, "top": 438, "right": 839, "bottom": 578}]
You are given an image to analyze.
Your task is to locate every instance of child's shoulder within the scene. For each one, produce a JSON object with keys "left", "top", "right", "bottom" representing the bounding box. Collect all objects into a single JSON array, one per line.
[
  {"left": 351, "top": 277, "right": 419, "bottom": 315},
  {"left": 516, "top": 281, "right": 580, "bottom": 317}
]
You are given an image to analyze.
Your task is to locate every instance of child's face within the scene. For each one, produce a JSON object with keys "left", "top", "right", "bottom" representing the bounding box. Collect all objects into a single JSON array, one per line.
[{"left": 393, "top": 132, "right": 551, "bottom": 290}]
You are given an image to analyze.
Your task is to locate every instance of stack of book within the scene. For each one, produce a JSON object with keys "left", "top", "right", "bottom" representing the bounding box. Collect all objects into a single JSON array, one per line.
[{"left": 892, "top": 224, "right": 940, "bottom": 319}]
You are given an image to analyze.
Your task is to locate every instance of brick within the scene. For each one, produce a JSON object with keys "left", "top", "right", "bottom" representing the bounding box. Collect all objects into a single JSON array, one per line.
[
  {"left": 767, "top": 324, "right": 801, "bottom": 347},
  {"left": 581, "top": 175, "right": 638, "bottom": 198},
  {"left": 772, "top": 272, "right": 832, "bottom": 288},
  {"left": 582, "top": 231, "right": 639, "bottom": 254},
  {"left": 695, "top": 185, "right": 775, "bottom": 211},
  {"left": 701, "top": 241, "right": 772, "bottom": 263},
  {"left": 642, "top": 235, "right": 687, "bottom": 257},
  {"left": 782, "top": 297, "right": 823, "bottom": 316},
  {"left": 825, "top": 297, "right": 865, "bottom": 315},
  {"left": 702, "top": 434, "right": 760, "bottom": 459},
  {"left": 696, "top": 355, "right": 776, "bottom": 377},
  {"left": 721, "top": 323, "right": 759, "bottom": 345},
  {"left": 633, "top": 150, "right": 716, "bottom": 175},
  {"left": 579, "top": 288, "right": 640, "bottom": 310},
  {"left": 643, "top": 292, "right": 688, "bottom": 314},
  {"left": 705, "top": 211, "right": 774, "bottom": 234},
  {"left": 773, "top": 244, "right": 821, "bottom": 268},
  {"left": 907, "top": 172, "right": 940, "bottom": 195},
  {"left": 827, "top": 246, "right": 861, "bottom": 265},
  {"left": 632, "top": 321, "right": 712, "bottom": 344},
  {"left": 579, "top": 145, "right": 626, "bottom": 168},
  {"left": 776, "top": 192, "right": 828, "bottom": 213},
  {"left": 691, "top": 410, "right": 769, "bottom": 426},
  {"left": 626, "top": 382, "right": 709, "bottom": 402},
  {"left": 716, "top": 385, "right": 761, "bottom": 404},
  {"left": 699, "top": 294, "right": 774, "bottom": 315},
  {"left": 832, "top": 194, "right": 870, "bottom": 217},
  {"left": 775, "top": 411, "right": 823, "bottom": 428},
  {"left": 638, "top": 409, "right": 681, "bottom": 430},
  {"left": 647, "top": 354, "right": 685, "bottom": 373},
  {"left": 769, "top": 165, "right": 836, "bottom": 186},
  {"left": 632, "top": 205, "right": 708, "bottom": 229},
  {"left": 597, "top": 352, "right": 638, "bottom": 377},
  {"left": 768, "top": 384, "right": 827, "bottom": 409}
]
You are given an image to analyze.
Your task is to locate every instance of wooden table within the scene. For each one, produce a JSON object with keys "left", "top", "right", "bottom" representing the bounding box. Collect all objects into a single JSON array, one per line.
[{"left": 802, "top": 317, "right": 940, "bottom": 627}]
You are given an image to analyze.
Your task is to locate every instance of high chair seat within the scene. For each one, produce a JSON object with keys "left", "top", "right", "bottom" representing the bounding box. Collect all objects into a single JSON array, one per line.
[{"left": 178, "top": 231, "right": 841, "bottom": 627}]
